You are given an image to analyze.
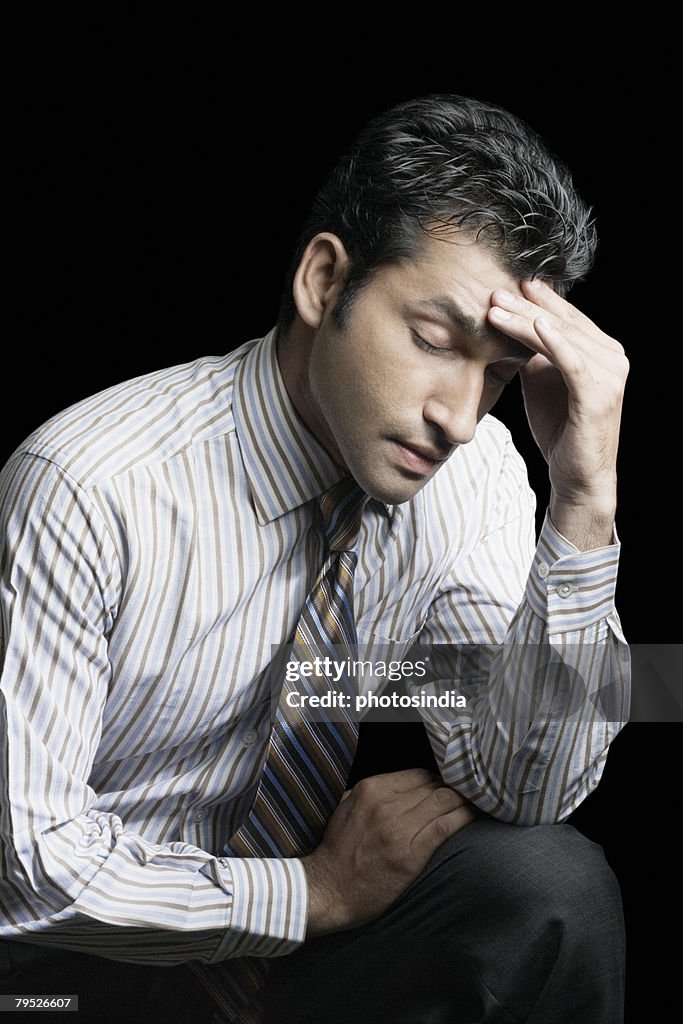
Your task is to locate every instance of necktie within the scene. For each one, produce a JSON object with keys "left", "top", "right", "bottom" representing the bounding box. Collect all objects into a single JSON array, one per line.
[
  {"left": 190, "top": 477, "right": 368, "bottom": 1022},
  {"left": 228, "top": 474, "right": 368, "bottom": 858}
]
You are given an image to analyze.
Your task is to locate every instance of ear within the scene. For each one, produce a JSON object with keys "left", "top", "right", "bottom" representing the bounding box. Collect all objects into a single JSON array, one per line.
[{"left": 292, "top": 233, "right": 350, "bottom": 329}]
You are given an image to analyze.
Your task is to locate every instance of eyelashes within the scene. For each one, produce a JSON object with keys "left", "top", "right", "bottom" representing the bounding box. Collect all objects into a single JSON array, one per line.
[
  {"left": 410, "top": 330, "right": 517, "bottom": 387},
  {"left": 411, "top": 330, "right": 449, "bottom": 355}
]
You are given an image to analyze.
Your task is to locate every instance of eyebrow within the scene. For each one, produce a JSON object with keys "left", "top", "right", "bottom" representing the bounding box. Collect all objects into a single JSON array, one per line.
[
  {"left": 413, "top": 296, "right": 486, "bottom": 338},
  {"left": 411, "top": 296, "right": 531, "bottom": 360}
]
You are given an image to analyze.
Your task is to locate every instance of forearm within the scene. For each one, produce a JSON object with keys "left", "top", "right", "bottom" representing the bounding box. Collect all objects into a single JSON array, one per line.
[
  {"left": 6, "top": 785, "right": 310, "bottom": 973},
  {"left": 0, "top": 807, "right": 307, "bottom": 963},
  {"left": 417, "top": 513, "right": 630, "bottom": 825},
  {"left": 431, "top": 626, "right": 628, "bottom": 825}
]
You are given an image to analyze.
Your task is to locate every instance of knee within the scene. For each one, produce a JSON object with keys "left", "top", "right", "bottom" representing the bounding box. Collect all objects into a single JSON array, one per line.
[
  {"left": 515, "top": 825, "right": 621, "bottom": 937},
  {"left": 429, "top": 818, "right": 624, "bottom": 945}
]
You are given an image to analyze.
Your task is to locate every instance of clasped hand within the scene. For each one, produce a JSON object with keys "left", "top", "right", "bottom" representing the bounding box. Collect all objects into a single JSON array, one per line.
[{"left": 302, "top": 769, "right": 474, "bottom": 936}]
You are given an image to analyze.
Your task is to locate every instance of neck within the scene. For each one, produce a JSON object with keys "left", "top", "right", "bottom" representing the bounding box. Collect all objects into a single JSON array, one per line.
[{"left": 276, "top": 322, "right": 346, "bottom": 469}]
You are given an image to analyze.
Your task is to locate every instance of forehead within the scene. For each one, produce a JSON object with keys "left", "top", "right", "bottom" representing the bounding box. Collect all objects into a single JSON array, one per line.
[
  {"left": 369, "top": 232, "right": 530, "bottom": 356},
  {"left": 386, "top": 230, "right": 522, "bottom": 302}
]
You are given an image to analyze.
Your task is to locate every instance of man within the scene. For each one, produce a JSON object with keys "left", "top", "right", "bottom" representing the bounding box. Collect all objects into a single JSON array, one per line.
[{"left": 1, "top": 94, "right": 629, "bottom": 1023}]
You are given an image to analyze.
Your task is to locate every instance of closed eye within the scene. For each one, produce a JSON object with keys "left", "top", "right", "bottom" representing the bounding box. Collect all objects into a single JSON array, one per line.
[{"left": 411, "top": 330, "right": 450, "bottom": 355}]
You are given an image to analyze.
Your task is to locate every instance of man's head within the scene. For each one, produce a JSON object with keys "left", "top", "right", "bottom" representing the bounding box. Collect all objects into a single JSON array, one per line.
[
  {"left": 279, "top": 93, "right": 596, "bottom": 331},
  {"left": 277, "top": 94, "right": 597, "bottom": 504}
]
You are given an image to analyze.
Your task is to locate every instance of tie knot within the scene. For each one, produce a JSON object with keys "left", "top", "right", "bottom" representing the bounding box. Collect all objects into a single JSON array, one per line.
[{"left": 319, "top": 477, "right": 368, "bottom": 552}]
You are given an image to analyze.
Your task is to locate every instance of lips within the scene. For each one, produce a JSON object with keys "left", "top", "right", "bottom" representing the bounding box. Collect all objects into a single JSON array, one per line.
[
  {"left": 391, "top": 439, "right": 451, "bottom": 475},
  {"left": 400, "top": 442, "right": 450, "bottom": 463}
]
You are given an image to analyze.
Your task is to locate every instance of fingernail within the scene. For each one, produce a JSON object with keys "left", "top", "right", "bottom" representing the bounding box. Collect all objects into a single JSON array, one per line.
[
  {"left": 491, "top": 307, "right": 511, "bottom": 320},
  {"left": 535, "top": 317, "right": 552, "bottom": 331},
  {"left": 525, "top": 278, "right": 541, "bottom": 290},
  {"left": 496, "top": 290, "right": 516, "bottom": 303}
]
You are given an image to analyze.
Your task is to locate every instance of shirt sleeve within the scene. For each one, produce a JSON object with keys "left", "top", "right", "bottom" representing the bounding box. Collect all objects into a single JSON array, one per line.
[
  {"left": 0, "top": 450, "right": 307, "bottom": 963},
  {"left": 412, "top": 437, "right": 630, "bottom": 825}
]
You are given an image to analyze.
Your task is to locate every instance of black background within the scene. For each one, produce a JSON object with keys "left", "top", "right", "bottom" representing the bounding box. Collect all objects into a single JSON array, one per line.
[{"left": 10, "top": 18, "right": 678, "bottom": 1022}]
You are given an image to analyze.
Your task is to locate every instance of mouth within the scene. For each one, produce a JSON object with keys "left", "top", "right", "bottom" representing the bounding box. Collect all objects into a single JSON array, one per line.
[{"left": 391, "top": 439, "right": 451, "bottom": 476}]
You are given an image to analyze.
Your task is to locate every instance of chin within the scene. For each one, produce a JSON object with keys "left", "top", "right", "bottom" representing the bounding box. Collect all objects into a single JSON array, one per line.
[
  {"left": 343, "top": 444, "right": 433, "bottom": 504},
  {"left": 355, "top": 470, "right": 428, "bottom": 506}
]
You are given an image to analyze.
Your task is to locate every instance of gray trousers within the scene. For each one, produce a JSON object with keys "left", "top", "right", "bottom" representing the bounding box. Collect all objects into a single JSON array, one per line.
[
  {"left": 261, "top": 818, "right": 625, "bottom": 1024},
  {"left": 1, "top": 819, "right": 624, "bottom": 1023}
]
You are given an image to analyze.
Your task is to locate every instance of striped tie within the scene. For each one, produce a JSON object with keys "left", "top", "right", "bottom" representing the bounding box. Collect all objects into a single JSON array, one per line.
[{"left": 190, "top": 477, "right": 368, "bottom": 1022}]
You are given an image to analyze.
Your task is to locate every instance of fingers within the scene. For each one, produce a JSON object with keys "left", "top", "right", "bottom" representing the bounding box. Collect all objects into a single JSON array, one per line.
[
  {"left": 342, "top": 771, "right": 473, "bottom": 845},
  {"left": 529, "top": 319, "right": 592, "bottom": 393},
  {"left": 520, "top": 280, "right": 625, "bottom": 357},
  {"left": 487, "top": 288, "right": 627, "bottom": 400},
  {"left": 386, "top": 768, "right": 442, "bottom": 789},
  {"left": 402, "top": 781, "right": 470, "bottom": 835},
  {"left": 350, "top": 768, "right": 441, "bottom": 794},
  {"left": 488, "top": 302, "right": 553, "bottom": 361},
  {"left": 488, "top": 305, "right": 583, "bottom": 391},
  {"left": 339, "top": 769, "right": 443, "bottom": 811},
  {"left": 412, "top": 803, "right": 476, "bottom": 860},
  {"left": 341, "top": 770, "right": 455, "bottom": 823},
  {"left": 519, "top": 356, "right": 568, "bottom": 413},
  {"left": 521, "top": 278, "right": 601, "bottom": 336},
  {"left": 488, "top": 280, "right": 624, "bottom": 363},
  {"left": 344, "top": 774, "right": 475, "bottom": 859}
]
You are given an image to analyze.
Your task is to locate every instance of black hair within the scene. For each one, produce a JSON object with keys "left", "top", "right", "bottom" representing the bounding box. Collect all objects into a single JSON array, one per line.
[{"left": 277, "top": 93, "right": 597, "bottom": 330}]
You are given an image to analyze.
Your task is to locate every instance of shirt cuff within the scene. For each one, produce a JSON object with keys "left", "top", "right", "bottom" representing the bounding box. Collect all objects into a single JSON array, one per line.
[
  {"left": 526, "top": 509, "right": 621, "bottom": 633},
  {"left": 211, "top": 856, "right": 308, "bottom": 961}
]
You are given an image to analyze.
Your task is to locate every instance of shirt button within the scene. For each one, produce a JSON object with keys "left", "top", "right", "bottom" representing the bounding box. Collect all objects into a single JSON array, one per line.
[
  {"left": 538, "top": 562, "right": 550, "bottom": 579},
  {"left": 242, "top": 729, "right": 258, "bottom": 746},
  {"left": 557, "top": 583, "right": 576, "bottom": 598},
  {"left": 193, "top": 811, "right": 206, "bottom": 823}
]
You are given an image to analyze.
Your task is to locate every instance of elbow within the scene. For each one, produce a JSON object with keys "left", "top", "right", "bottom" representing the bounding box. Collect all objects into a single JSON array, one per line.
[
  {"left": 487, "top": 772, "right": 603, "bottom": 827},
  {"left": 465, "top": 771, "right": 580, "bottom": 827},
  {"left": 473, "top": 791, "right": 563, "bottom": 828}
]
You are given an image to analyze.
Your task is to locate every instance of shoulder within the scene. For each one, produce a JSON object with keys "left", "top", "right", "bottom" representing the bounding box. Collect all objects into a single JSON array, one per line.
[{"left": 3, "top": 340, "right": 258, "bottom": 492}]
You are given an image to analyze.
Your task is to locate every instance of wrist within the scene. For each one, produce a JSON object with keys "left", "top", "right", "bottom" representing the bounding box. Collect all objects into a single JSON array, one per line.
[
  {"left": 301, "top": 852, "right": 350, "bottom": 938},
  {"left": 549, "top": 494, "right": 616, "bottom": 551}
]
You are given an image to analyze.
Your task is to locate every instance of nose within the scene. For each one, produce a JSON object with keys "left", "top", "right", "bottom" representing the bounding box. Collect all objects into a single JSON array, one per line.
[{"left": 422, "top": 369, "right": 483, "bottom": 447}]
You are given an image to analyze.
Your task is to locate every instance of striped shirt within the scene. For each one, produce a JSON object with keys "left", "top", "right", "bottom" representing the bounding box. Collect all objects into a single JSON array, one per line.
[{"left": 0, "top": 327, "right": 629, "bottom": 964}]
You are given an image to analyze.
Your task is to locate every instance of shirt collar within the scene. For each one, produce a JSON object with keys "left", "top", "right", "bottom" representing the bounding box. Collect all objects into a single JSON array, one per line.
[{"left": 233, "top": 328, "right": 397, "bottom": 526}]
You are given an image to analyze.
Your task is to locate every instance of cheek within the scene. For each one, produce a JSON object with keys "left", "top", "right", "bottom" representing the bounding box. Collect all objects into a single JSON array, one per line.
[
  {"left": 309, "top": 346, "right": 364, "bottom": 433},
  {"left": 314, "top": 320, "right": 427, "bottom": 416},
  {"left": 328, "top": 337, "right": 392, "bottom": 403}
]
